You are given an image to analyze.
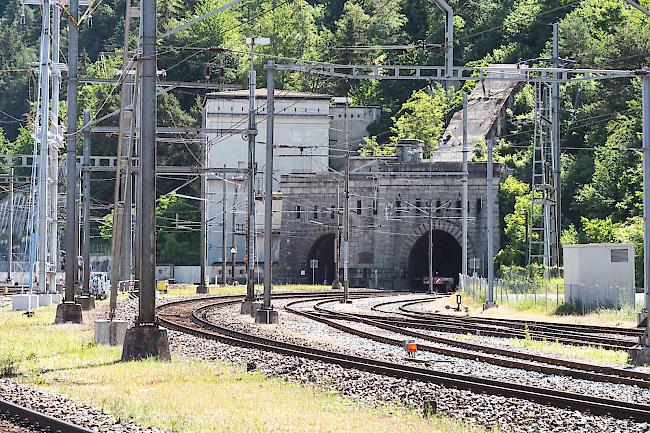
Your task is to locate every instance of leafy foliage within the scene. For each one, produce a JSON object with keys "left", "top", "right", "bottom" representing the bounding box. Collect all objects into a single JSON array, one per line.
[
  {"left": 390, "top": 86, "right": 451, "bottom": 157},
  {"left": 1, "top": 0, "right": 649, "bottom": 272}
]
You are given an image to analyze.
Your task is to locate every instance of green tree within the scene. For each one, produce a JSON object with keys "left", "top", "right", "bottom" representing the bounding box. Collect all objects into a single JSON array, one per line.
[
  {"left": 495, "top": 176, "right": 531, "bottom": 268},
  {"left": 390, "top": 86, "right": 451, "bottom": 156},
  {"left": 156, "top": 195, "right": 200, "bottom": 265},
  {"left": 580, "top": 216, "right": 618, "bottom": 243},
  {"left": 358, "top": 136, "right": 396, "bottom": 156},
  {"left": 99, "top": 195, "right": 200, "bottom": 265}
]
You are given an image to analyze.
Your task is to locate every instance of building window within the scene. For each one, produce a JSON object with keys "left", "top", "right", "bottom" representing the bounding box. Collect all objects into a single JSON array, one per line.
[
  {"left": 372, "top": 199, "right": 378, "bottom": 215},
  {"left": 456, "top": 200, "right": 462, "bottom": 214},
  {"left": 331, "top": 206, "right": 336, "bottom": 219},
  {"left": 611, "top": 249, "right": 628, "bottom": 263},
  {"left": 415, "top": 199, "right": 421, "bottom": 215},
  {"left": 476, "top": 198, "right": 482, "bottom": 213},
  {"left": 396, "top": 200, "right": 401, "bottom": 214},
  {"left": 296, "top": 205, "right": 301, "bottom": 219},
  {"left": 313, "top": 206, "right": 318, "bottom": 220},
  {"left": 436, "top": 200, "right": 442, "bottom": 214},
  {"left": 357, "top": 200, "right": 362, "bottom": 215}
]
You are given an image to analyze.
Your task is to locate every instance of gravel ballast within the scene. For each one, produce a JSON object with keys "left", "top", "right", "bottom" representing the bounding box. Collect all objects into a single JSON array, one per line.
[{"left": 118, "top": 294, "right": 650, "bottom": 433}]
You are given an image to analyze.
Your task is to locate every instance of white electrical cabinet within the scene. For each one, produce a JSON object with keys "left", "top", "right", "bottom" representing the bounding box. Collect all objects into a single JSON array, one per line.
[{"left": 563, "top": 243, "right": 635, "bottom": 309}]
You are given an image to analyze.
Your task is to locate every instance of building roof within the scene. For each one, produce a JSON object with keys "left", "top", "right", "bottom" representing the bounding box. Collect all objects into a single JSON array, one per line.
[{"left": 207, "top": 88, "right": 331, "bottom": 100}]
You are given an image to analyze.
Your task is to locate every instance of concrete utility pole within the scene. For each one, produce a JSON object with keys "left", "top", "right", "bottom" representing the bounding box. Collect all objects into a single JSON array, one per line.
[
  {"left": 221, "top": 173, "right": 227, "bottom": 286},
  {"left": 621, "top": 0, "right": 650, "bottom": 363},
  {"left": 197, "top": 108, "right": 208, "bottom": 293},
  {"left": 333, "top": 183, "right": 341, "bottom": 289},
  {"left": 256, "top": 61, "right": 279, "bottom": 324},
  {"left": 632, "top": 69, "right": 650, "bottom": 364},
  {"left": 428, "top": 213, "right": 434, "bottom": 293},
  {"left": 231, "top": 184, "right": 239, "bottom": 284},
  {"left": 241, "top": 37, "right": 269, "bottom": 314},
  {"left": 109, "top": 0, "right": 140, "bottom": 319},
  {"left": 122, "top": 0, "right": 171, "bottom": 361},
  {"left": 80, "top": 110, "right": 93, "bottom": 304},
  {"left": 7, "top": 168, "right": 13, "bottom": 284},
  {"left": 552, "top": 23, "right": 562, "bottom": 269},
  {"left": 484, "top": 137, "right": 496, "bottom": 309},
  {"left": 57, "top": 0, "right": 83, "bottom": 323},
  {"left": 341, "top": 93, "right": 352, "bottom": 303},
  {"left": 462, "top": 93, "right": 469, "bottom": 278}
]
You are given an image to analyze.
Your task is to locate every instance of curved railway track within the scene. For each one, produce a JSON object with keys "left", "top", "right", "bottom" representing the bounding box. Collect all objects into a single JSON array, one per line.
[
  {"left": 0, "top": 398, "right": 94, "bottom": 433},
  {"left": 368, "top": 298, "right": 641, "bottom": 350},
  {"left": 157, "top": 293, "right": 650, "bottom": 423},
  {"left": 287, "top": 298, "right": 650, "bottom": 387},
  {"left": 397, "top": 298, "right": 645, "bottom": 337}
]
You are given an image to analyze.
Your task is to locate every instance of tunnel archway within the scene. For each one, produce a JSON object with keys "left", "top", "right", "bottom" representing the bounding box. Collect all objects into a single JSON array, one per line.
[
  {"left": 307, "top": 233, "right": 336, "bottom": 284},
  {"left": 408, "top": 230, "right": 462, "bottom": 290}
]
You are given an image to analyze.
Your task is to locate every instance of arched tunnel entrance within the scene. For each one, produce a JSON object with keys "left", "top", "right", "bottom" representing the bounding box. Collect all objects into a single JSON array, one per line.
[
  {"left": 408, "top": 230, "right": 462, "bottom": 291},
  {"left": 307, "top": 233, "right": 336, "bottom": 284}
]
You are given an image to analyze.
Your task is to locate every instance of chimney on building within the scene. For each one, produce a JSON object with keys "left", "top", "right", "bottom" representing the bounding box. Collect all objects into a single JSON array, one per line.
[{"left": 395, "top": 139, "right": 424, "bottom": 163}]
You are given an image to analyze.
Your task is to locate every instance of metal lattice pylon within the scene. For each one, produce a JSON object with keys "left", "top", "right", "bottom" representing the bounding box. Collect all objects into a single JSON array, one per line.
[
  {"left": 23, "top": 0, "right": 66, "bottom": 293},
  {"left": 528, "top": 82, "right": 559, "bottom": 275}
]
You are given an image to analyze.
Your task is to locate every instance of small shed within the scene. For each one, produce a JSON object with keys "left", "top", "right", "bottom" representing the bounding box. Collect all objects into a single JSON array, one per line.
[{"left": 563, "top": 243, "right": 635, "bottom": 309}]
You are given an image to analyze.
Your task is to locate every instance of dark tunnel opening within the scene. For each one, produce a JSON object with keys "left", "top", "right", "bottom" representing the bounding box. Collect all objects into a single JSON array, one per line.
[
  {"left": 408, "top": 230, "right": 462, "bottom": 291},
  {"left": 307, "top": 233, "right": 336, "bottom": 284}
]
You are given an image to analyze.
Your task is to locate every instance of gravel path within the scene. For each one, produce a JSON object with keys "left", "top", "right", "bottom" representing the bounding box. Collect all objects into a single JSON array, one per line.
[{"left": 104, "top": 294, "right": 650, "bottom": 433}]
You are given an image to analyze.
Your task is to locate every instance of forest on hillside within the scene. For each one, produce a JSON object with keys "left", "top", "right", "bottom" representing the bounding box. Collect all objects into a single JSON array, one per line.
[{"left": 0, "top": 0, "right": 648, "bottom": 279}]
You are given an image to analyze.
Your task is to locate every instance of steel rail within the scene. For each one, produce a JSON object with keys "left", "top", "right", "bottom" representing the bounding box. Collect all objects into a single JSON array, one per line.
[
  {"left": 394, "top": 300, "right": 640, "bottom": 342},
  {"left": 396, "top": 298, "right": 645, "bottom": 336},
  {"left": 0, "top": 398, "right": 95, "bottom": 433},
  {"left": 369, "top": 299, "right": 638, "bottom": 350},
  {"left": 291, "top": 298, "right": 650, "bottom": 386},
  {"left": 157, "top": 296, "right": 650, "bottom": 422}
]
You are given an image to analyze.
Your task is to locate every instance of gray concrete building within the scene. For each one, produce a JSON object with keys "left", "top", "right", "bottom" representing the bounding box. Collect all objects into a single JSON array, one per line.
[
  {"left": 274, "top": 73, "right": 520, "bottom": 289},
  {"left": 328, "top": 98, "right": 381, "bottom": 171},
  {"left": 276, "top": 152, "right": 505, "bottom": 289}
]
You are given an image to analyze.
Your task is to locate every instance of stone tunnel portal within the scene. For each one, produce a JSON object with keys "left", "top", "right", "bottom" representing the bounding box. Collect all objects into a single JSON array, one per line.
[
  {"left": 408, "top": 230, "right": 462, "bottom": 290},
  {"left": 307, "top": 233, "right": 336, "bottom": 284}
]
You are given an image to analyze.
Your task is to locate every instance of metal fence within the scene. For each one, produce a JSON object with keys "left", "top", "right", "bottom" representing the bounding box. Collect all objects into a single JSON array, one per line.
[{"left": 459, "top": 274, "right": 637, "bottom": 312}]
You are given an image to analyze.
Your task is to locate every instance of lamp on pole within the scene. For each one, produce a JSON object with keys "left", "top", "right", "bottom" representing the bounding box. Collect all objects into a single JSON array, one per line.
[{"left": 241, "top": 36, "right": 270, "bottom": 315}]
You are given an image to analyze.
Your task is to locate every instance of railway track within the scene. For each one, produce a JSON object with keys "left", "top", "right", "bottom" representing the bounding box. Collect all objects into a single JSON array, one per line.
[
  {"left": 0, "top": 398, "right": 94, "bottom": 433},
  {"left": 156, "top": 293, "right": 650, "bottom": 423},
  {"left": 285, "top": 297, "right": 650, "bottom": 388},
  {"left": 369, "top": 298, "right": 641, "bottom": 350},
  {"left": 398, "top": 298, "right": 645, "bottom": 337}
]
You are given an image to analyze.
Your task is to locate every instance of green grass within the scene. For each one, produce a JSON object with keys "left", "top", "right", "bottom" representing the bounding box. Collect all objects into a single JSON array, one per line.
[
  {"left": 0, "top": 305, "right": 121, "bottom": 379},
  {"left": 0, "top": 300, "right": 491, "bottom": 433},
  {"left": 43, "top": 359, "right": 489, "bottom": 433},
  {"left": 502, "top": 335, "right": 630, "bottom": 366},
  {"left": 454, "top": 295, "right": 635, "bottom": 366},
  {"left": 460, "top": 291, "right": 639, "bottom": 328}
]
